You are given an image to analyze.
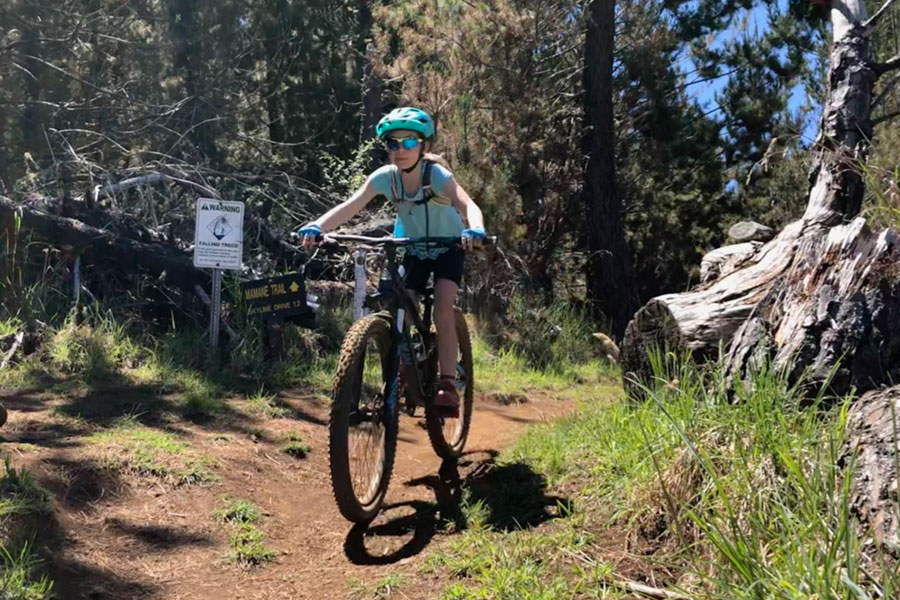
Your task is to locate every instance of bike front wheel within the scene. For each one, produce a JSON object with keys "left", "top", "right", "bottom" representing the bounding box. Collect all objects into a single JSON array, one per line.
[
  {"left": 426, "top": 308, "right": 474, "bottom": 460},
  {"left": 329, "top": 314, "right": 398, "bottom": 523}
]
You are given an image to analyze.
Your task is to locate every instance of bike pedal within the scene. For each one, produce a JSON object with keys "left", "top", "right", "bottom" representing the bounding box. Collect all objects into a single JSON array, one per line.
[{"left": 349, "top": 407, "right": 377, "bottom": 426}]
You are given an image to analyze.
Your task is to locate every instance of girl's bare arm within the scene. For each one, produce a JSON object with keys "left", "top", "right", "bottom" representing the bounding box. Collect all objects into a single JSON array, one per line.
[
  {"left": 313, "top": 179, "right": 379, "bottom": 231},
  {"left": 444, "top": 177, "right": 485, "bottom": 231}
]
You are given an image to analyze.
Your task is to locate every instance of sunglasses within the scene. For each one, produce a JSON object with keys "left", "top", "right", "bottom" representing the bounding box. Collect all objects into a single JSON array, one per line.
[{"left": 383, "top": 136, "right": 422, "bottom": 151}]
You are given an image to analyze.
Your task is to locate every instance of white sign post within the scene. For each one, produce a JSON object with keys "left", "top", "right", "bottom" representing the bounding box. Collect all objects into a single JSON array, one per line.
[{"left": 193, "top": 198, "right": 244, "bottom": 349}]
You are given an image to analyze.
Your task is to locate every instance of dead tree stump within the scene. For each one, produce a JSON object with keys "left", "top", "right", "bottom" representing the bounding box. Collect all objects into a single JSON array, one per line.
[{"left": 622, "top": 1, "right": 900, "bottom": 397}]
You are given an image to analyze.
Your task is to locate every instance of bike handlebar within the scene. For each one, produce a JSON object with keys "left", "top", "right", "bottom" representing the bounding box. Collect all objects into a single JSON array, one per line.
[
  {"left": 290, "top": 231, "right": 496, "bottom": 249},
  {"left": 322, "top": 234, "right": 496, "bottom": 247}
]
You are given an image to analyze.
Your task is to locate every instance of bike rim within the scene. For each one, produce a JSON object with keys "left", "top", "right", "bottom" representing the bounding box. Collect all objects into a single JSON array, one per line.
[{"left": 347, "top": 336, "right": 389, "bottom": 506}]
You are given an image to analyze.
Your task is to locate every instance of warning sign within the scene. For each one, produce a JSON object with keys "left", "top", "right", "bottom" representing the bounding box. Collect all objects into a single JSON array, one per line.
[{"left": 193, "top": 198, "right": 244, "bottom": 270}]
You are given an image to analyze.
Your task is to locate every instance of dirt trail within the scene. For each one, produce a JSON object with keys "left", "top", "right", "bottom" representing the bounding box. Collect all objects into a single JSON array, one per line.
[{"left": 1, "top": 386, "right": 576, "bottom": 599}]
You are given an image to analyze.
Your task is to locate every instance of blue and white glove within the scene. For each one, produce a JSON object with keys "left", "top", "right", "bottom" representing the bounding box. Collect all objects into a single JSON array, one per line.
[
  {"left": 461, "top": 227, "right": 486, "bottom": 250},
  {"left": 462, "top": 227, "right": 486, "bottom": 242},
  {"left": 298, "top": 223, "right": 322, "bottom": 247}
]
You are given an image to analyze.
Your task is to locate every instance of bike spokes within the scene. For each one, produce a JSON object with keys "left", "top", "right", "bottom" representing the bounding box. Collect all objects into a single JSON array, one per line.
[
  {"left": 329, "top": 315, "right": 398, "bottom": 523},
  {"left": 425, "top": 309, "right": 474, "bottom": 460},
  {"left": 347, "top": 337, "right": 389, "bottom": 505}
]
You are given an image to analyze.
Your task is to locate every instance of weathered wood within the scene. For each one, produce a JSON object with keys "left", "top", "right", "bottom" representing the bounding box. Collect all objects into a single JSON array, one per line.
[
  {"left": 727, "top": 221, "right": 774, "bottom": 244},
  {"left": 613, "top": 579, "right": 692, "bottom": 600},
  {"left": 699, "top": 242, "right": 762, "bottom": 283},
  {"left": 724, "top": 221, "right": 900, "bottom": 393},
  {"left": 622, "top": 1, "right": 900, "bottom": 396},
  {"left": 841, "top": 385, "right": 900, "bottom": 555},
  {"left": 0, "top": 332, "right": 24, "bottom": 372}
]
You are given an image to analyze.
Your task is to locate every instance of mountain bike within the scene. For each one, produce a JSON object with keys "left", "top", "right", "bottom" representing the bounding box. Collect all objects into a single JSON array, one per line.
[{"left": 320, "top": 234, "right": 489, "bottom": 523}]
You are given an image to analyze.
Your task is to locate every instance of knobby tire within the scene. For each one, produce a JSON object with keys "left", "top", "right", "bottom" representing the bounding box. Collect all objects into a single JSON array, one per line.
[
  {"left": 425, "top": 309, "right": 474, "bottom": 460},
  {"left": 329, "top": 314, "right": 398, "bottom": 523}
]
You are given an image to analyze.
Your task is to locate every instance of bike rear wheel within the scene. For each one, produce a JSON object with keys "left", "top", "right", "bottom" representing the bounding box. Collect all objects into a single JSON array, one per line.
[
  {"left": 329, "top": 314, "right": 398, "bottom": 522},
  {"left": 425, "top": 308, "right": 474, "bottom": 460}
]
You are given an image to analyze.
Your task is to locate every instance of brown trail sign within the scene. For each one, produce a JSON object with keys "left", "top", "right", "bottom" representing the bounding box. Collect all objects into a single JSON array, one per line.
[{"left": 239, "top": 273, "right": 317, "bottom": 361}]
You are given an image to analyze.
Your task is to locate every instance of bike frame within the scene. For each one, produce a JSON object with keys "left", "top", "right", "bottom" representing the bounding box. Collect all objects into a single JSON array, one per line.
[{"left": 324, "top": 235, "right": 463, "bottom": 407}]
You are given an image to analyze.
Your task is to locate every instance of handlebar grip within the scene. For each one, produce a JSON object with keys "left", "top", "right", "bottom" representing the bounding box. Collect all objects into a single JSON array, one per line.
[{"left": 290, "top": 230, "right": 324, "bottom": 243}]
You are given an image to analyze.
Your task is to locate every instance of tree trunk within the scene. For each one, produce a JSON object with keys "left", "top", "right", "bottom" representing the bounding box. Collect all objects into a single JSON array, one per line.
[
  {"left": 167, "top": 0, "right": 218, "bottom": 162},
  {"left": 359, "top": 0, "right": 383, "bottom": 170},
  {"left": 582, "top": 0, "right": 640, "bottom": 339},
  {"left": 621, "top": 1, "right": 900, "bottom": 396},
  {"left": 19, "top": 2, "right": 44, "bottom": 167},
  {"left": 841, "top": 385, "right": 900, "bottom": 556}
]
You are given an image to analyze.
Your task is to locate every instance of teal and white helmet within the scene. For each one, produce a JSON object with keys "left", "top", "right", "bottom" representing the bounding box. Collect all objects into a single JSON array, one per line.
[{"left": 375, "top": 107, "right": 435, "bottom": 140}]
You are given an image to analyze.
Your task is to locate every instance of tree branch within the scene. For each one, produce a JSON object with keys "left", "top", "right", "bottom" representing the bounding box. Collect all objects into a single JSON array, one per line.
[
  {"left": 0, "top": 332, "right": 24, "bottom": 373},
  {"left": 864, "top": 0, "right": 898, "bottom": 28},
  {"left": 872, "top": 53, "right": 900, "bottom": 76},
  {"left": 90, "top": 171, "right": 221, "bottom": 204}
]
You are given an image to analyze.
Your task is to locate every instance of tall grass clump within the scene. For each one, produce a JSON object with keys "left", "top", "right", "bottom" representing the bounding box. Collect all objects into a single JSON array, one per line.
[
  {"left": 1, "top": 214, "right": 68, "bottom": 328},
  {"left": 863, "top": 124, "right": 900, "bottom": 230},
  {"left": 0, "top": 457, "right": 54, "bottom": 598},
  {"left": 47, "top": 314, "right": 140, "bottom": 385},
  {"left": 636, "top": 355, "right": 899, "bottom": 598},
  {"left": 863, "top": 163, "right": 900, "bottom": 230},
  {"left": 0, "top": 456, "right": 51, "bottom": 518},
  {"left": 490, "top": 297, "right": 598, "bottom": 373},
  {"left": 437, "top": 351, "right": 899, "bottom": 598},
  {"left": 0, "top": 541, "right": 54, "bottom": 600}
]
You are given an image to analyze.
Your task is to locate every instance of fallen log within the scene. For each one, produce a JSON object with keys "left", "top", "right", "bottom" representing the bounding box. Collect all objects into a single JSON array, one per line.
[
  {"left": 699, "top": 241, "right": 762, "bottom": 284},
  {"left": 622, "top": 1, "right": 900, "bottom": 397},
  {"left": 1, "top": 195, "right": 209, "bottom": 295}
]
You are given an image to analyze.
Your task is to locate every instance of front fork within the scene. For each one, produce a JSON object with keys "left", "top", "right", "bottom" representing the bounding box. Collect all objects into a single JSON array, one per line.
[{"left": 381, "top": 308, "right": 405, "bottom": 415}]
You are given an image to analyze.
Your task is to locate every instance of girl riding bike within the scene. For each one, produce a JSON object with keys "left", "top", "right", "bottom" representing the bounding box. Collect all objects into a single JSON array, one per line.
[{"left": 298, "top": 107, "right": 486, "bottom": 417}]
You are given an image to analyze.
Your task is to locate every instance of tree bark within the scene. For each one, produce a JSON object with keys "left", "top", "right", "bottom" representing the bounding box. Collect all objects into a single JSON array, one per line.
[
  {"left": 621, "top": 1, "right": 900, "bottom": 396},
  {"left": 841, "top": 385, "right": 900, "bottom": 556},
  {"left": 166, "top": 0, "right": 218, "bottom": 162},
  {"left": 582, "top": 0, "right": 640, "bottom": 339},
  {"left": 359, "top": 0, "right": 383, "bottom": 171}
]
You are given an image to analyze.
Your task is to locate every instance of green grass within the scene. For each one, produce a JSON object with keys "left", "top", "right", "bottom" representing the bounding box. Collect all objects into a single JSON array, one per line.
[
  {"left": 862, "top": 126, "right": 900, "bottom": 230},
  {"left": 48, "top": 318, "right": 140, "bottom": 385},
  {"left": 0, "top": 456, "right": 51, "bottom": 518},
  {"left": 227, "top": 523, "right": 277, "bottom": 567},
  {"left": 428, "top": 355, "right": 900, "bottom": 599},
  {"left": 243, "top": 388, "right": 289, "bottom": 419},
  {"left": 348, "top": 572, "right": 406, "bottom": 599},
  {"left": 473, "top": 334, "right": 618, "bottom": 402},
  {"left": 214, "top": 499, "right": 276, "bottom": 568},
  {"left": 0, "top": 458, "right": 54, "bottom": 599},
  {"left": 279, "top": 432, "right": 311, "bottom": 458},
  {"left": 87, "top": 416, "right": 217, "bottom": 484},
  {"left": 0, "top": 317, "right": 21, "bottom": 337},
  {"left": 215, "top": 498, "right": 263, "bottom": 525},
  {"left": 0, "top": 541, "right": 54, "bottom": 600}
]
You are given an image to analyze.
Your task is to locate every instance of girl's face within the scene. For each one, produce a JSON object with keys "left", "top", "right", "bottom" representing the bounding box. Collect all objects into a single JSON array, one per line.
[{"left": 385, "top": 129, "right": 428, "bottom": 170}]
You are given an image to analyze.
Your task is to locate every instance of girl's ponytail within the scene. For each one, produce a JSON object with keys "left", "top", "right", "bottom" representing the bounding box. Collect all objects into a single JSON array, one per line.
[{"left": 423, "top": 152, "right": 451, "bottom": 172}]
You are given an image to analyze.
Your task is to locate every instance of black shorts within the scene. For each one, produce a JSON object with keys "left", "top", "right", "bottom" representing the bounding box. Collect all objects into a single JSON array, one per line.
[{"left": 402, "top": 247, "right": 465, "bottom": 293}]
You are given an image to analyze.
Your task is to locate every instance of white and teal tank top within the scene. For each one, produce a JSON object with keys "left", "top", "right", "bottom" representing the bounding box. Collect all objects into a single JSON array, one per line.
[{"left": 367, "top": 162, "right": 464, "bottom": 259}]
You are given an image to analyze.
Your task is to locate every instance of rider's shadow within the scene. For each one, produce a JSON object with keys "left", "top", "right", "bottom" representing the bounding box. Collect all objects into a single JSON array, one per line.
[{"left": 343, "top": 451, "right": 572, "bottom": 565}]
